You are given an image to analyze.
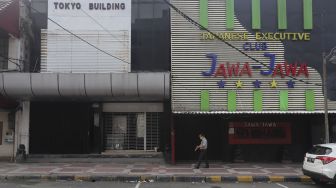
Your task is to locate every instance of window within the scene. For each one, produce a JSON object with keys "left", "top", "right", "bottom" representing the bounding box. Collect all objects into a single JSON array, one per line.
[
  {"left": 0, "top": 35, "right": 8, "bottom": 70},
  {"left": 308, "top": 146, "right": 332, "bottom": 155},
  {"left": 131, "top": 0, "right": 170, "bottom": 71}
]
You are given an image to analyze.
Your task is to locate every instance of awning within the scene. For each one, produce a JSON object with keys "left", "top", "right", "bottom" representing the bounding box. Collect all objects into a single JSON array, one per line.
[
  {"left": 0, "top": 0, "right": 19, "bottom": 37},
  {"left": 0, "top": 72, "right": 170, "bottom": 101}
]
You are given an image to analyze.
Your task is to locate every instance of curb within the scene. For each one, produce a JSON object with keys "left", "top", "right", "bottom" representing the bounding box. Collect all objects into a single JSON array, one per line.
[{"left": 0, "top": 175, "right": 312, "bottom": 183}]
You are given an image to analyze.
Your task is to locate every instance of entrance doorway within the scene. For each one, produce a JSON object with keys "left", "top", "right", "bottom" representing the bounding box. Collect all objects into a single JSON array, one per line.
[{"left": 103, "top": 112, "right": 160, "bottom": 151}]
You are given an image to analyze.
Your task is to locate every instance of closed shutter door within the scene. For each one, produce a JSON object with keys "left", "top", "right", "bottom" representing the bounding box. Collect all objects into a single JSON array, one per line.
[{"left": 103, "top": 112, "right": 160, "bottom": 151}]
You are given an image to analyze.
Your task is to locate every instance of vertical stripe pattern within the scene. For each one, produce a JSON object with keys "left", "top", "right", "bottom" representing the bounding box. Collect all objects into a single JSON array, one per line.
[
  {"left": 228, "top": 90, "right": 237, "bottom": 111},
  {"left": 201, "top": 90, "right": 210, "bottom": 111},
  {"left": 280, "top": 90, "right": 288, "bottom": 111},
  {"left": 254, "top": 90, "right": 262, "bottom": 111},
  {"left": 277, "top": 0, "right": 287, "bottom": 29},
  {"left": 303, "top": 0, "right": 313, "bottom": 29},
  {"left": 252, "top": 0, "right": 261, "bottom": 29},
  {"left": 306, "top": 90, "right": 315, "bottom": 111},
  {"left": 226, "top": 0, "right": 235, "bottom": 30},
  {"left": 171, "top": 0, "right": 327, "bottom": 113},
  {"left": 200, "top": 0, "right": 208, "bottom": 29}
]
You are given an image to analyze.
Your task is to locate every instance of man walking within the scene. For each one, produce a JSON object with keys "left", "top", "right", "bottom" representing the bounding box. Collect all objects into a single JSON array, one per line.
[{"left": 194, "top": 133, "right": 209, "bottom": 169}]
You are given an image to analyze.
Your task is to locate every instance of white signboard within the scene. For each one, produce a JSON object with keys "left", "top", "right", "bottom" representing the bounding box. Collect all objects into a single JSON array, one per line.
[
  {"left": 48, "top": 0, "right": 131, "bottom": 31},
  {"left": 42, "top": 0, "right": 131, "bottom": 73}
]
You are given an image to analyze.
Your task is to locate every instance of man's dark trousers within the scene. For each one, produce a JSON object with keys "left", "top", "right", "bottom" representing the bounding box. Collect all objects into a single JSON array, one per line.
[{"left": 196, "top": 149, "right": 209, "bottom": 168}]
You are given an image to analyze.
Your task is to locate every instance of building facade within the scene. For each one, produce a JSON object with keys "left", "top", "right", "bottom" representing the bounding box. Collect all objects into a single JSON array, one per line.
[
  {"left": 0, "top": 0, "right": 33, "bottom": 160},
  {"left": 0, "top": 0, "right": 335, "bottom": 163},
  {"left": 0, "top": 0, "right": 171, "bottom": 158},
  {"left": 170, "top": 0, "right": 336, "bottom": 162}
]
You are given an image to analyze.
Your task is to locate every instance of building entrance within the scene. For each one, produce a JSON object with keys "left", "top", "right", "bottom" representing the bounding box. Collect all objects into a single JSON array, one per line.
[{"left": 103, "top": 112, "right": 160, "bottom": 151}]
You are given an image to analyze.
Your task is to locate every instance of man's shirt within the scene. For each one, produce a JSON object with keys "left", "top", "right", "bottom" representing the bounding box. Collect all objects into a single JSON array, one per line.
[{"left": 200, "top": 137, "right": 208, "bottom": 150}]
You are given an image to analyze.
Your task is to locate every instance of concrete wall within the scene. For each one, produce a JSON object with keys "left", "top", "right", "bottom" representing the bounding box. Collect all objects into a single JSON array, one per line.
[
  {"left": 7, "top": 0, "right": 33, "bottom": 72},
  {"left": 14, "top": 101, "right": 30, "bottom": 155},
  {"left": 0, "top": 112, "right": 14, "bottom": 159},
  {"left": 7, "top": 37, "right": 21, "bottom": 70}
]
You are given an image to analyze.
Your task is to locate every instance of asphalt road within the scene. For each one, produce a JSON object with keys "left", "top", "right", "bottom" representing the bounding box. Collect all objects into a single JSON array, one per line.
[{"left": 0, "top": 181, "right": 334, "bottom": 188}]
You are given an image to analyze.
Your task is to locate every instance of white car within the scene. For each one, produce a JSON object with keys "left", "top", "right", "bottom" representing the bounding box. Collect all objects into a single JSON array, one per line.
[{"left": 303, "top": 143, "right": 336, "bottom": 184}]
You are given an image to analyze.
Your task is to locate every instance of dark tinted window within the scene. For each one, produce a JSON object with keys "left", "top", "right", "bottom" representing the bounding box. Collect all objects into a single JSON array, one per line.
[
  {"left": 131, "top": 0, "right": 170, "bottom": 71},
  {"left": 308, "top": 146, "right": 332, "bottom": 155},
  {"left": 0, "top": 30, "right": 8, "bottom": 70}
]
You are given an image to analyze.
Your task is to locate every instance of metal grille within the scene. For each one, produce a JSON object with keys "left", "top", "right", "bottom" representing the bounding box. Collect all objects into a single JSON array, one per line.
[
  {"left": 103, "top": 112, "right": 160, "bottom": 151},
  {"left": 146, "top": 112, "right": 160, "bottom": 150}
]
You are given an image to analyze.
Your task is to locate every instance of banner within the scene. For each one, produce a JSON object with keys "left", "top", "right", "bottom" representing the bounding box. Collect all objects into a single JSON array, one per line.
[{"left": 228, "top": 122, "right": 291, "bottom": 144}]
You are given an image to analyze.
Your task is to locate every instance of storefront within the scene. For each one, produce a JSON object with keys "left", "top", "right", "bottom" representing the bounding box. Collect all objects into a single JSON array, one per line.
[
  {"left": 0, "top": 0, "right": 172, "bottom": 156},
  {"left": 170, "top": 0, "right": 336, "bottom": 162}
]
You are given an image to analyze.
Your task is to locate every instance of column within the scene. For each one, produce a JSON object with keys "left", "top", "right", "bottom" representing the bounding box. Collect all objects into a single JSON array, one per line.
[{"left": 14, "top": 101, "right": 30, "bottom": 155}]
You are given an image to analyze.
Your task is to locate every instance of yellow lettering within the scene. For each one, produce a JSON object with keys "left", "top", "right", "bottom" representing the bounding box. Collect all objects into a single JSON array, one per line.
[
  {"left": 255, "top": 32, "right": 261, "bottom": 40},
  {"left": 201, "top": 32, "right": 311, "bottom": 41},
  {"left": 202, "top": 33, "right": 208, "bottom": 40},
  {"left": 210, "top": 33, "right": 215, "bottom": 40},
  {"left": 284, "top": 33, "right": 291, "bottom": 40},
  {"left": 243, "top": 33, "right": 248, "bottom": 40},
  {"left": 304, "top": 33, "right": 311, "bottom": 40},
  {"left": 298, "top": 33, "right": 305, "bottom": 40},
  {"left": 267, "top": 33, "right": 274, "bottom": 40},
  {"left": 236, "top": 33, "right": 242, "bottom": 40},
  {"left": 201, "top": 32, "right": 213, "bottom": 40},
  {"left": 224, "top": 32, "right": 232, "bottom": 40},
  {"left": 231, "top": 33, "right": 237, "bottom": 40},
  {"left": 291, "top": 33, "right": 297, "bottom": 41},
  {"left": 274, "top": 33, "right": 280, "bottom": 40},
  {"left": 218, "top": 33, "right": 224, "bottom": 40}
]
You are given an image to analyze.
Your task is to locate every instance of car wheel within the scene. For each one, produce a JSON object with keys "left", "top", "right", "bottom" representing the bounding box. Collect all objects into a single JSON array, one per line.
[{"left": 311, "top": 178, "right": 327, "bottom": 185}]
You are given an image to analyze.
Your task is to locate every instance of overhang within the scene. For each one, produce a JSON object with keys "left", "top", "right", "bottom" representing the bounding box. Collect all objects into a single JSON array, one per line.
[
  {"left": 0, "top": 72, "right": 170, "bottom": 101},
  {"left": 0, "top": 0, "right": 19, "bottom": 37}
]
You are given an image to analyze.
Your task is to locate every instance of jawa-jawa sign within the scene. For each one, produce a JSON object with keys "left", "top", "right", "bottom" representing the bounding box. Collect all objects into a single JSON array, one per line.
[{"left": 202, "top": 53, "right": 309, "bottom": 78}]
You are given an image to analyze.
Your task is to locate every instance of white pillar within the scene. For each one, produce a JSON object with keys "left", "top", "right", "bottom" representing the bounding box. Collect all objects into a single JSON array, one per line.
[
  {"left": 7, "top": 37, "right": 21, "bottom": 70},
  {"left": 14, "top": 101, "right": 30, "bottom": 155}
]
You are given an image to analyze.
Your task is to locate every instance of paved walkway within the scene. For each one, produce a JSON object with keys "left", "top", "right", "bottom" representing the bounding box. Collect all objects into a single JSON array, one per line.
[
  {"left": 0, "top": 162, "right": 304, "bottom": 176},
  {"left": 0, "top": 160, "right": 308, "bottom": 182}
]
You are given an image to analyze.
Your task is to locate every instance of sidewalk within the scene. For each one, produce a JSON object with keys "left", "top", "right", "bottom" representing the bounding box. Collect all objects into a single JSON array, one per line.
[{"left": 0, "top": 159, "right": 310, "bottom": 183}]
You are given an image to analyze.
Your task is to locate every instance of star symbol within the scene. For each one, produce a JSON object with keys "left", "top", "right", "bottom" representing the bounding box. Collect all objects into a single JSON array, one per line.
[
  {"left": 270, "top": 79, "right": 277, "bottom": 88},
  {"left": 236, "top": 80, "right": 243, "bottom": 88},
  {"left": 217, "top": 80, "right": 225, "bottom": 88},
  {"left": 253, "top": 80, "right": 262, "bottom": 88},
  {"left": 287, "top": 80, "right": 295, "bottom": 88}
]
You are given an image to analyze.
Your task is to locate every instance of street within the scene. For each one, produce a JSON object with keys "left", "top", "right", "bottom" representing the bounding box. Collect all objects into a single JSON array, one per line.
[{"left": 0, "top": 181, "right": 334, "bottom": 188}]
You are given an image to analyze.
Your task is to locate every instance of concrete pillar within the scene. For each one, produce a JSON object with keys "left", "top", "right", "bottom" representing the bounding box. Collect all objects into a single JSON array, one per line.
[
  {"left": 7, "top": 37, "right": 21, "bottom": 70},
  {"left": 14, "top": 101, "right": 30, "bottom": 155}
]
